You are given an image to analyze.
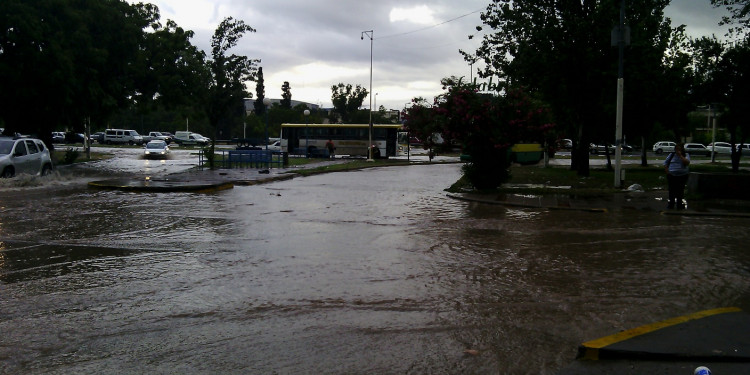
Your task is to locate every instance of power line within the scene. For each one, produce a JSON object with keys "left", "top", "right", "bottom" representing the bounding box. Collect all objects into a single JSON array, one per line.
[{"left": 377, "top": 8, "right": 483, "bottom": 40}]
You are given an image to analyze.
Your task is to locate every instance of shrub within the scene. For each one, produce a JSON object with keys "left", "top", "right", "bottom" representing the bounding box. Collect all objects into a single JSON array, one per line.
[{"left": 62, "top": 147, "right": 79, "bottom": 164}]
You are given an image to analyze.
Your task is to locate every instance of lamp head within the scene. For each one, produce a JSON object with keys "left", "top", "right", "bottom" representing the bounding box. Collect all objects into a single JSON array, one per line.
[
  {"left": 263, "top": 97, "right": 271, "bottom": 106},
  {"left": 303, "top": 109, "right": 310, "bottom": 116}
]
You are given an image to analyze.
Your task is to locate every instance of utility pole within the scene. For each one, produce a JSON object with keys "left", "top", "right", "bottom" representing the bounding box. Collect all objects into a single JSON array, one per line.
[
  {"left": 361, "top": 30, "right": 374, "bottom": 161},
  {"left": 613, "top": 0, "right": 629, "bottom": 188}
]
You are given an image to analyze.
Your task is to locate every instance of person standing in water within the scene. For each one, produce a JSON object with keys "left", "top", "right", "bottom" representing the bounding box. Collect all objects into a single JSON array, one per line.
[
  {"left": 663, "top": 142, "right": 691, "bottom": 209},
  {"left": 325, "top": 139, "right": 335, "bottom": 158}
]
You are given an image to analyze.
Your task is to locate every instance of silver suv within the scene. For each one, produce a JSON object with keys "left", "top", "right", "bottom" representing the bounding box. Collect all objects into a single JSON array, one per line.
[
  {"left": 0, "top": 137, "right": 53, "bottom": 178},
  {"left": 652, "top": 141, "right": 675, "bottom": 154}
]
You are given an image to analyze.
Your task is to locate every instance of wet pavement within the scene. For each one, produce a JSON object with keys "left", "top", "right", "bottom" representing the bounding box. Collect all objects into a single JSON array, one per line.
[{"left": 2, "top": 151, "right": 750, "bottom": 374}]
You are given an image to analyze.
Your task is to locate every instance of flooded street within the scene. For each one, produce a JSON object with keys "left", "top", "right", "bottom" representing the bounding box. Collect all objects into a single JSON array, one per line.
[{"left": 2, "top": 163, "right": 750, "bottom": 374}]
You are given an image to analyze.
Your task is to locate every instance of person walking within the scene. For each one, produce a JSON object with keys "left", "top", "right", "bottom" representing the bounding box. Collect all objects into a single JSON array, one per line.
[
  {"left": 664, "top": 142, "right": 691, "bottom": 209},
  {"left": 325, "top": 139, "right": 335, "bottom": 159}
]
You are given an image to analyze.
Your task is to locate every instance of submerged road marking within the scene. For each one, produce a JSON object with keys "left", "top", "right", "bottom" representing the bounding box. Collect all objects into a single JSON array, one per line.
[{"left": 578, "top": 307, "right": 742, "bottom": 360}]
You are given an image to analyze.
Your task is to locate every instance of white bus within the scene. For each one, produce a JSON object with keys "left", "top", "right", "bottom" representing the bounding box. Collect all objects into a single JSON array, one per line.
[{"left": 280, "top": 123, "right": 408, "bottom": 158}]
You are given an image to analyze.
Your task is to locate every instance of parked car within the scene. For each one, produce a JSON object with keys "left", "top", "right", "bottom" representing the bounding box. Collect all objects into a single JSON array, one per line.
[
  {"left": 90, "top": 132, "right": 105, "bottom": 143},
  {"left": 104, "top": 129, "right": 143, "bottom": 145},
  {"left": 589, "top": 143, "right": 632, "bottom": 154},
  {"left": 64, "top": 132, "right": 86, "bottom": 144},
  {"left": 0, "top": 137, "right": 53, "bottom": 178},
  {"left": 557, "top": 138, "right": 573, "bottom": 149},
  {"left": 707, "top": 142, "right": 733, "bottom": 155},
  {"left": 143, "top": 140, "right": 170, "bottom": 159},
  {"left": 684, "top": 143, "right": 711, "bottom": 156},
  {"left": 589, "top": 143, "right": 611, "bottom": 154},
  {"left": 51, "top": 132, "right": 65, "bottom": 143},
  {"left": 737, "top": 144, "right": 750, "bottom": 156},
  {"left": 142, "top": 131, "right": 173, "bottom": 144},
  {"left": 174, "top": 131, "right": 210, "bottom": 146},
  {"left": 652, "top": 141, "right": 675, "bottom": 154},
  {"left": 267, "top": 140, "right": 281, "bottom": 152}
]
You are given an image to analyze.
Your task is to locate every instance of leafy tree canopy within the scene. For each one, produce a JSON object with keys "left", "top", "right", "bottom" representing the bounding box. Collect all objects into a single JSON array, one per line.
[
  {"left": 0, "top": 0, "right": 148, "bottom": 143},
  {"left": 713, "top": 0, "right": 750, "bottom": 35},
  {"left": 462, "top": 0, "right": 673, "bottom": 175},
  {"left": 205, "top": 17, "right": 260, "bottom": 139},
  {"left": 330, "top": 83, "right": 368, "bottom": 123},
  {"left": 254, "top": 67, "right": 266, "bottom": 115}
]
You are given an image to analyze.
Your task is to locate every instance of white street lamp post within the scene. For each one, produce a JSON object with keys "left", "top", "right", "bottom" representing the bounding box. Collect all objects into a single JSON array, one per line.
[
  {"left": 361, "top": 30, "right": 374, "bottom": 161},
  {"left": 263, "top": 97, "right": 271, "bottom": 151},
  {"left": 304, "top": 109, "right": 310, "bottom": 158}
]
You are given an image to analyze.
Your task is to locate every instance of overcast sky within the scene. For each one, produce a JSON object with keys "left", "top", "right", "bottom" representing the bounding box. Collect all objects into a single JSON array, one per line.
[{"left": 129, "top": 0, "right": 733, "bottom": 111}]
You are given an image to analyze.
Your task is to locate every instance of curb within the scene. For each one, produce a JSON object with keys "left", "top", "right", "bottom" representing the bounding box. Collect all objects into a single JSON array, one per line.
[
  {"left": 445, "top": 193, "right": 608, "bottom": 213},
  {"left": 88, "top": 179, "right": 234, "bottom": 193}
]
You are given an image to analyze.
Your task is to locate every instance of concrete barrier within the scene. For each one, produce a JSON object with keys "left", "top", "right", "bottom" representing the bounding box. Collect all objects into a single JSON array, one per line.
[{"left": 687, "top": 172, "right": 750, "bottom": 199}]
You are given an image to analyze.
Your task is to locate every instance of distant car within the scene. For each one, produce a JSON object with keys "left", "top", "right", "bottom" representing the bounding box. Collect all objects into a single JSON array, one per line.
[
  {"left": 683, "top": 143, "right": 711, "bottom": 156},
  {"left": 104, "top": 129, "right": 144, "bottom": 145},
  {"left": 90, "top": 132, "right": 105, "bottom": 143},
  {"left": 51, "top": 132, "right": 65, "bottom": 143},
  {"left": 0, "top": 137, "right": 53, "bottom": 178},
  {"left": 64, "top": 132, "right": 86, "bottom": 144},
  {"left": 267, "top": 140, "right": 281, "bottom": 152},
  {"left": 557, "top": 138, "right": 573, "bottom": 149},
  {"left": 737, "top": 144, "right": 750, "bottom": 156},
  {"left": 652, "top": 141, "right": 675, "bottom": 154},
  {"left": 143, "top": 140, "right": 170, "bottom": 159},
  {"left": 589, "top": 143, "right": 630, "bottom": 154},
  {"left": 707, "top": 142, "right": 733, "bottom": 155},
  {"left": 589, "top": 143, "right": 610, "bottom": 154},
  {"left": 174, "top": 131, "right": 210, "bottom": 146}
]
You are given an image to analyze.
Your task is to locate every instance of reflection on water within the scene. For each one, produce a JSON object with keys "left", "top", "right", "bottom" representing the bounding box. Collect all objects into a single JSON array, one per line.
[{"left": 1, "top": 163, "right": 749, "bottom": 374}]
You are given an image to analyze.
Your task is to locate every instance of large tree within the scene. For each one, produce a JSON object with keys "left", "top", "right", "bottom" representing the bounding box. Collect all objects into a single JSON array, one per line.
[
  {"left": 711, "top": 39, "right": 750, "bottom": 171},
  {"left": 0, "top": 0, "right": 149, "bottom": 147},
  {"left": 330, "top": 83, "right": 368, "bottom": 123},
  {"left": 254, "top": 67, "right": 266, "bottom": 116},
  {"left": 132, "top": 10, "right": 209, "bottom": 113},
  {"left": 713, "top": 0, "right": 750, "bottom": 34},
  {"left": 280, "top": 81, "right": 292, "bottom": 108},
  {"left": 463, "top": 0, "right": 672, "bottom": 176},
  {"left": 206, "top": 17, "right": 259, "bottom": 142}
]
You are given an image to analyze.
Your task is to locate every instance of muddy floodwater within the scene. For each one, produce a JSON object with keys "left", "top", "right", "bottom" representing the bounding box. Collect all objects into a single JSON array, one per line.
[{"left": 1, "top": 163, "right": 750, "bottom": 374}]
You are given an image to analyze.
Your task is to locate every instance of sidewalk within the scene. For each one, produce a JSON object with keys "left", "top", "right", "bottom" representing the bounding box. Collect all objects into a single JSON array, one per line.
[
  {"left": 557, "top": 307, "right": 750, "bottom": 375},
  {"left": 447, "top": 189, "right": 750, "bottom": 217}
]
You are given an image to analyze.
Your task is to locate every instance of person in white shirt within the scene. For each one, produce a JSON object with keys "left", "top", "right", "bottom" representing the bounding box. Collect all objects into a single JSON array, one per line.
[{"left": 663, "top": 142, "right": 691, "bottom": 209}]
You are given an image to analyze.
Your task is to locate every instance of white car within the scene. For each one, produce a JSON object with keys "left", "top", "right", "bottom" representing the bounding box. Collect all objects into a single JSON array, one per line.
[
  {"left": 104, "top": 129, "right": 144, "bottom": 145},
  {"left": 652, "top": 141, "right": 675, "bottom": 154},
  {"left": 174, "top": 131, "right": 210, "bottom": 146},
  {"left": 267, "top": 140, "right": 281, "bottom": 152},
  {"left": 737, "top": 144, "right": 750, "bottom": 156},
  {"left": 684, "top": 143, "right": 711, "bottom": 156},
  {"left": 143, "top": 140, "right": 170, "bottom": 159},
  {"left": 0, "top": 137, "right": 54, "bottom": 178},
  {"left": 707, "top": 142, "right": 733, "bottom": 155}
]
